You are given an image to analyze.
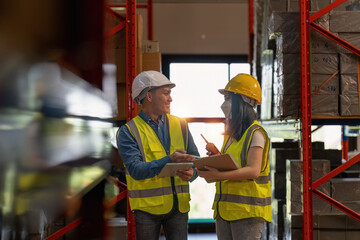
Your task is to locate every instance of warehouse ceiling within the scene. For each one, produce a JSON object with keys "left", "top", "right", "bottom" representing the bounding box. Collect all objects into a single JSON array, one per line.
[{"left": 109, "top": 0, "right": 246, "bottom": 4}]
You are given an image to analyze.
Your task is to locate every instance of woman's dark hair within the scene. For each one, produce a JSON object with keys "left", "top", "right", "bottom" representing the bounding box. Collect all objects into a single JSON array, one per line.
[{"left": 227, "top": 92, "right": 257, "bottom": 141}]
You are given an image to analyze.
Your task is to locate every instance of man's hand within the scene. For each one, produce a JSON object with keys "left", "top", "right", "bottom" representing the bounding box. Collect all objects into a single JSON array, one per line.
[
  {"left": 175, "top": 168, "right": 194, "bottom": 181},
  {"left": 170, "top": 150, "right": 195, "bottom": 163}
]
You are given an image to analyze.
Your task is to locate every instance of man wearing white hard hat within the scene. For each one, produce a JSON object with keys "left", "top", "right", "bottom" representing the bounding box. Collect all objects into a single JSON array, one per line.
[{"left": 117, "top": 71, "right": 199, "bottom": 240}]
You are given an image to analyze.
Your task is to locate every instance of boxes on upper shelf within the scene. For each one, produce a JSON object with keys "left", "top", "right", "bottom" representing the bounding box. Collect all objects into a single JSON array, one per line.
[
  {"left": 142, "top": 52, "right": 161, "bottom": 72},
  {"left": 330, "top": 11, "right": 360, "bottom": 33},
  {"left": 340, "top": 53, "right": 360, "bottom": 74},
  {"left": 337, "top": 32, "right": 360, "bottom": 53},
  {"left": 340, "top": 94, "right": 359, "bottom": 116},
  {"left": 142, "top": 40, "right": 160, "bottom": 53},
  {"left": 312, "top": 94, "right": 339, "bottom": 116}
]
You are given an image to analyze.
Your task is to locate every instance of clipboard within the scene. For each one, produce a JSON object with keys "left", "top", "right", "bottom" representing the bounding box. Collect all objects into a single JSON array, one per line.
[
  {"left": 192, "top": 153, "right": 240, "bottom": 171},
  {"left": 158, "top": 162, "right": 194, "bottom": 177}
]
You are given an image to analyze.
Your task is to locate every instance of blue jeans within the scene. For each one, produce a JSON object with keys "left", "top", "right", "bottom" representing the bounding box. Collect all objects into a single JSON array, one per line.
[{"left": 134, "top": 208, "right": 188, "bottom": 240}]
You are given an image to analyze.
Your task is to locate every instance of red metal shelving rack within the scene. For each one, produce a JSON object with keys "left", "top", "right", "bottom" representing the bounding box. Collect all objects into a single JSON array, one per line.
[
  {"left": 300, "top": 0, "right": 360, "bottom": 238},
  {"left": 105, "top": 1, "right": 154, "bottom": 239}
]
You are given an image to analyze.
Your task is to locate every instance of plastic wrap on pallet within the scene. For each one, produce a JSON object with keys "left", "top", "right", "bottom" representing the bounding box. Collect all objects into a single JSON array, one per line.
[
  {"left": 341, "top": 74, "right": 359, "bottom": 95},
  {"left": 270, "top": 198, "right": 286, "bottom": 240},
  {"left": 331, "top": 178, "right": 360, "bottom": 201},
  {"left": 274, "top": 94, "right": 300, "bottom": 117},
  {"left": 274, "top": 73, "right": 300, "bottom": 95},
  {"left": 337, "top": 32, "right": 360, "bottom": 53},
  {"left": 276, "top": 32, "right": 299, "bottom": 54},
  {"left": 330, "top": 11, "right": 360, "bottom": 32},
  {"left": 269, "top": 12, "right": 299, "bottom": 36},
  {"left": 286, "top": 160, "right": 332, "bottom": 214},
  {"left": 269, "top": 11, "right": 329, "bottom": 37},
  {"left": 329, "top": 0, "right": 360, "bottom": 11},
  {"left": 311, "top": 11, "right": 331, "bottom": 30},
  {"left": 311, "top": 94, "right": 339, "bottom": 115},
  {"left": 261, "top": 50, "right": 274, "bottom": 120},
  {"left": 340, "top": 53, "right": 360, "bottom": 74},
  {"left": 312, "top": 53, "right": 339, "bottom": 74},
  {"left": 276, "top": 53, "right": 300, "bottom": 75},
  {"left": 340, "top": 94, "right": 359, "bottom": 115},
  {"left": 311, "top": 30, "right": 338, "bottom": 53},
  {"left": 312, "top": 74, "right": 340, "bottom": 95}
]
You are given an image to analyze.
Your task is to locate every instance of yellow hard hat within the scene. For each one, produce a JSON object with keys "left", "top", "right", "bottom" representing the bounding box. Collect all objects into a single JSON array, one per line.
[{"left": 219, "top": 73, "right": 261, "bottom": 104}]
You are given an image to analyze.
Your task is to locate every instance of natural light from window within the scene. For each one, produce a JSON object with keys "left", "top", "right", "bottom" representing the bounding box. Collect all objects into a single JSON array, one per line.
[{"left": 169, "top": 62, "right": 250, "bottom": 219}]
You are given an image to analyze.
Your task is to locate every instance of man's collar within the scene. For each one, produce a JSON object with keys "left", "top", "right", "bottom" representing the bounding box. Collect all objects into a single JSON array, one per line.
[{"left": 139, "top": 111, "right": 166, "bottom": 123}]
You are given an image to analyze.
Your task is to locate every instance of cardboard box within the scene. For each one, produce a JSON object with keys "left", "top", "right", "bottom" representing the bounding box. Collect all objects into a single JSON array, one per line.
[
  {"left": 340, "top": 94, "right": 359, "bottom": 116},
  {"left": 311, "top": 94, "right": 339, "bottom": 116},
  {"left": 311, "top": 54, "right": 339, "bottom": 75},
  {"left": 340, "top": 53, "right": 359, "bottom": 74},
  {"left": 276, "top": 53, "right": 299, "bottom": 75},
  {"left": 311, "top": 30, "right": 338, "bottom": 54},
  {"left": 269, "top": 12, "right": 299, "bottom": 35},
  {"left": 330, "top": 11, "right": 360, "bottom": 32},
  {"left": 142, "top": 40, "right": 160, "bottom": 53},
  {"left": 331, "top": 178, "right": 360, "bottom": 201},
  {"left": 113, "top": 48, "right": 143, "bottom": 83},
  {"left": 274, "top": 94, "right": 300, "bottom": 117},
  {"left": 337, "top": 33, "right": 360, "bottom": 53},
  {"left": 273, "top": 73, "right": 300, "bottom": 95},
  {"left": 142, "top": 52, "right": 161, "bottom": 72},
  {"left": 311, "top": 74, "right": 339, "bottom": 95},
  {"left": 286, "top": 160, "right": 332, "bottom": 214},
  {"left": 341, "top": 74, "right": 359, "bottom": 95}
]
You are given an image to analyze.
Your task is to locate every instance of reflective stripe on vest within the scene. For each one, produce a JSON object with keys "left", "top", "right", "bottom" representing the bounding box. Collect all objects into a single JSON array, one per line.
[
  {"left": 128, "top": 185, "right": 190, "bottom": 198},
  {"left": 125, "top": 114, "right": 191, "bottom": 214},
  {"left": 214, "top": 121, "right": 271, "bottom": 222}
]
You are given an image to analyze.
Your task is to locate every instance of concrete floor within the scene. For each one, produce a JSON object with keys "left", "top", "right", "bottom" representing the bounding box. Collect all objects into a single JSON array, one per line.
[{"left": 159, "top": 233, "right": 217, "bottom": 240}]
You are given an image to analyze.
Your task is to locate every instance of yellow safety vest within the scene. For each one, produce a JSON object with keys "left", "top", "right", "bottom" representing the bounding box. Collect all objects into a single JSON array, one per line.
[
  {"left": 125, "top": 114, "right": 191, "bottom": 215},
  {"left": 212, "top": 120, "right": 271, "bottom": 222}
]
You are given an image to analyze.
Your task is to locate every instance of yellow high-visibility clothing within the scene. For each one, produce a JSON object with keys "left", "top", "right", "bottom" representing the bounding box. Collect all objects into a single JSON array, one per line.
[
  {"left": 125, "top": 114, "right": 190, "bottom": 215},
  {"left": 212, "top": 120, "right": 271, "bottom": 222}
]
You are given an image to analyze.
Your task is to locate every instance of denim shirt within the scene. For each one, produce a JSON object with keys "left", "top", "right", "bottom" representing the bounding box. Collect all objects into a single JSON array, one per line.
[{"left": 117, "top": 111, "right": 199, "bottom": 180}]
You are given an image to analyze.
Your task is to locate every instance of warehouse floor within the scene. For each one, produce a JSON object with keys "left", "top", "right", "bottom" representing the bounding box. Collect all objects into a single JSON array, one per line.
[{"left": 160, "top": 233, "right": 217, "bottom": 239}]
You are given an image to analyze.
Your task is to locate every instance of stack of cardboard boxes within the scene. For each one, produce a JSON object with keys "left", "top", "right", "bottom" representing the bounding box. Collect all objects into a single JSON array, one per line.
[
  {"left": 260, "top": 0, "right": 360, "bottom": 118},
  {"left": 105, "top": 12, "right": 162, "bottom": 120}
]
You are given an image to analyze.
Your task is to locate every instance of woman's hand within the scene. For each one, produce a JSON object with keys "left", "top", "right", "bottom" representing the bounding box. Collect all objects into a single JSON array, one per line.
[
  {"left": 175, "top": 168, "right": 194, "bottom": 181},
  {"left": 196, "top": 166, "right": 221, "bottom": 181},
  {"left": 205, "top": 143, "right": 220, "bottom": 156}
]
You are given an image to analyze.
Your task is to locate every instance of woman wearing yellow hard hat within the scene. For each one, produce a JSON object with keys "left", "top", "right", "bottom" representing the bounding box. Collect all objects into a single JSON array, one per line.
[{"left": 197, "top": 73, "right": 271, "bottom": 240}]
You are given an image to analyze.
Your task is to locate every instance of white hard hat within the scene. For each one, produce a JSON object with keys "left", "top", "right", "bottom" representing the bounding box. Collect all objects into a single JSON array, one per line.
[{"left": 132, "top": 71, "right": 175, "bottom": 105}]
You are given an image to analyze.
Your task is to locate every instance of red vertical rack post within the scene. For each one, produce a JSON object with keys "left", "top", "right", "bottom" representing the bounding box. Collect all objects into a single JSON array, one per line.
[
  {"left": 299, "top": 0, "right": 313, "bottom": 239},
  {"left": 126, "top": 1, "right": 137, "bottom": 238},
  {"left": 126, "top": 0, "right": 138, "bottom": 122},
  {"left": 342, "top": 126, "right": 349, "bottom": 161},
  {"left": 248, "top": 0, "right": 254, "bottom": 72},
  {"left": 147, "top": 0, "right": 154, "bottom": 40}
]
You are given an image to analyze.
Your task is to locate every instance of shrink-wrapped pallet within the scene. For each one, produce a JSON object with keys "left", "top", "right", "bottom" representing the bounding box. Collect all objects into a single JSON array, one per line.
[
  {"left": 330, "top": 11, "right": 360, "bottom": 32},
  {"left": 311, "top": 94, "right": 339, "bottom": 116},
  {"left": 340, "top": 53, "right": 360, "bottom": 74},
  {"left": 340, "top": 94, "right": 359, "bottom": 115},
  {"left": 340, "top": 74, "right": 359, "bottom": 95},
  {"left": 286, "top": 159, "right": 331, "bottom": 214}
]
